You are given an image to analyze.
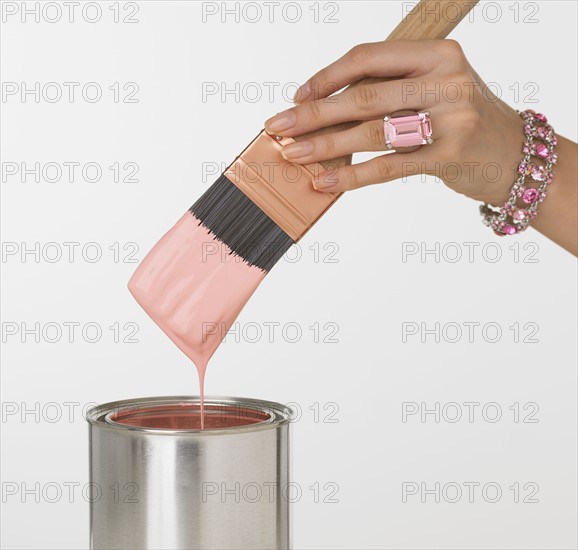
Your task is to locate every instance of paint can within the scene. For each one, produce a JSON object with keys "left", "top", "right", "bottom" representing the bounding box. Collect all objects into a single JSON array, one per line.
[{"left": 87, "top": 396, "right": 293, "bottom": 549}]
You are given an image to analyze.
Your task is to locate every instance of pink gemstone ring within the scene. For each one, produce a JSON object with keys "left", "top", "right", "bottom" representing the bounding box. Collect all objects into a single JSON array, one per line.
[{"left": 383, "top": 111, "right": 433, "bottom": 149}]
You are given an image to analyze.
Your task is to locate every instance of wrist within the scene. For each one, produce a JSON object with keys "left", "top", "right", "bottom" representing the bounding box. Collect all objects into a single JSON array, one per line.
[
  {"left": 482, "top": 107, "right": 526, "bottom": 206},
  {"left": 531, "top": 134, "right": 578, "bottom": 254}
]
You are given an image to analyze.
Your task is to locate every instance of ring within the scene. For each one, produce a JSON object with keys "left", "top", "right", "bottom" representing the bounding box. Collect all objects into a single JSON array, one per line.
[{"left": 383, "top": 111, "right": 433, "bottom": 150}]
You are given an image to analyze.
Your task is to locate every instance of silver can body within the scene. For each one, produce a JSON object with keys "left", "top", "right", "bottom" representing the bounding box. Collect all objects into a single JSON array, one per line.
[{"left": 87, "top": 396, "right": 293, "bottom": 550}]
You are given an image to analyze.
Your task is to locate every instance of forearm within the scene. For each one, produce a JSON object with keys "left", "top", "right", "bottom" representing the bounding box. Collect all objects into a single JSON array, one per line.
[{"left": 530, "top": 135, "right": 578, "bottom": 255}]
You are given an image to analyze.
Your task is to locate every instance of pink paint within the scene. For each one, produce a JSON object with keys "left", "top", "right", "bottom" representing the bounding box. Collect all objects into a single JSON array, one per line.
[
  {"left": 128, "top": 213, "right": 266, "bottom": 428},
  {"left": 111, "top": 403, "right": 270, "bottom": 430}
]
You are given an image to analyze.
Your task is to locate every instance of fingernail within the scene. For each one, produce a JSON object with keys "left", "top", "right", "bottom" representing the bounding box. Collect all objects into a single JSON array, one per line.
[
  {"left": 293, "top": 82, "right": 312, "bottom": 103},
  {"left": 265, "top": 110, "right": 296, "bottom": 134},
  {"left": 281, "top": 141, "right": 313, "bottom": 160},
  {"left": 312, "top": 172, "right": 338, "bottom": 190}
]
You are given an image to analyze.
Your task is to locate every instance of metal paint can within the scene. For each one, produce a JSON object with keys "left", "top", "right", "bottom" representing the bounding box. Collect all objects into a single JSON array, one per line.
[{"left": 87, "top": 396, "right": 293, "bottom": 549}]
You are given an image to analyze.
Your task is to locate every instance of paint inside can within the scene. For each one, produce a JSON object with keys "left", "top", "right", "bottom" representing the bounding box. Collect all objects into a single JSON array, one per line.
[{"left": 105, "top": 400, "right": 275, "bottom": 430}]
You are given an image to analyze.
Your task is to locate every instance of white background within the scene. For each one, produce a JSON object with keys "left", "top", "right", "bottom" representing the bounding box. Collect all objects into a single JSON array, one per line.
[{"left": 1, "top": 1, "right": 577, "bottom": 549}]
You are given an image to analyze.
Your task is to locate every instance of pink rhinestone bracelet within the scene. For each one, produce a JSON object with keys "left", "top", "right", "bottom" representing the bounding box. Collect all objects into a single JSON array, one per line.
[{"left": 480, "top": 109, "right": 557, "bottom": 236}]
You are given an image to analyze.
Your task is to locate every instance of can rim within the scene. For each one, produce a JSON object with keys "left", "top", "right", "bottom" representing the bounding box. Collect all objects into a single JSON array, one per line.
[{"left": 86, "top": 395, "right": 294, "bottom": 435}]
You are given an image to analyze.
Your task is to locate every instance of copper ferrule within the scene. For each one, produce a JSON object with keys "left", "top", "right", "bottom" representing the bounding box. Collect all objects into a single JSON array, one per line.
[{"left": 224, "top": 130, "right": 340, "bottom": 242}]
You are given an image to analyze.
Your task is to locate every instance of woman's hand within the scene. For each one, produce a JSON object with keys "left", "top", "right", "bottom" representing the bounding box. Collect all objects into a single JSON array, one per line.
[{"left": 264, "top": 39, "right": 524, "bottom": 206}]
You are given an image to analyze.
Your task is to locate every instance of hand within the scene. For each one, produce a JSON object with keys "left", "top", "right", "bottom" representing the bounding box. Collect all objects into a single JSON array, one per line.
[{"left": 264, "top": 39, "right": 525, "bottom": 206}]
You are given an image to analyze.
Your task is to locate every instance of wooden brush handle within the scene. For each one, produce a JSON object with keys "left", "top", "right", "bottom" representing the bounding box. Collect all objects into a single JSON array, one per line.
[
  {"left": 342, "top": 0, "right": 479, "bottom": 95},
  {"left": 387, "top": 0, "right": 478, "bottom": 41}
]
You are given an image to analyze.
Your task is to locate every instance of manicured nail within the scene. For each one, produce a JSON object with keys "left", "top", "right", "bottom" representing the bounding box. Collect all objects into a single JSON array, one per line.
[
  {"left": 312, "top": 172, "right": 338, "bottom": 191},
  {"left": 293, "top": 82, "right": 312, "bottom": 103},
  {"left": 281, "top": 141, "right": 313, "bottom": 160},
  {"left": 265, "top": 110, "right": 296, "bottom": 134}
]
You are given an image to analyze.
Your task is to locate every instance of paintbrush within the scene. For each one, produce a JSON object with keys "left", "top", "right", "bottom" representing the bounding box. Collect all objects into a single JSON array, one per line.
[{"left": 129, "top": 0, "right": 479, "bottom": 377}]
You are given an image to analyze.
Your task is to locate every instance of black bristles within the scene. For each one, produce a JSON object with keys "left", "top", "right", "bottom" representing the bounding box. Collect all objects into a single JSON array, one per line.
[{"left": 189, "top": 174, "right": 294, "bottom": 272}]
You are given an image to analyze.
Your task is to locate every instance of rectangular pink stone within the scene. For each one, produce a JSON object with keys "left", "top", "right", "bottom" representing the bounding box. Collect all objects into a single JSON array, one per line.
[{"left": 384, "top": 113, "right": 432, "bottom": 148}]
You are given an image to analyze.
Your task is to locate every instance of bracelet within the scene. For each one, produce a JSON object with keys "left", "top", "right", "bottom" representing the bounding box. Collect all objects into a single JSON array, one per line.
[{"left": 480, "top": 109, "right": 557, "bottom": 236}]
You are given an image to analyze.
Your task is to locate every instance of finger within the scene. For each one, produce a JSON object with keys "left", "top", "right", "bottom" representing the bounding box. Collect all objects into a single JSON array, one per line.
[
  {"left": 265, "top": 78, "right": 430, "bottom": 137},
  {"left": 312, "top": 146, "right": 440, "bottom": 193},
  {"left": 281, "top": 119, "right": 388, "bottom": 163},
  {"left": 293, "top": 39, "right": 455, "bottom": 103}
]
